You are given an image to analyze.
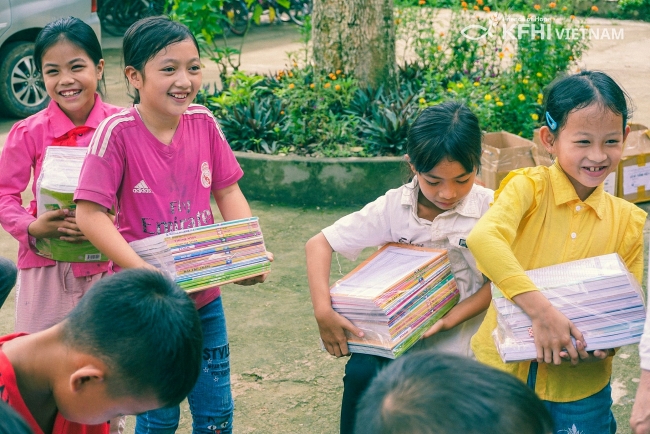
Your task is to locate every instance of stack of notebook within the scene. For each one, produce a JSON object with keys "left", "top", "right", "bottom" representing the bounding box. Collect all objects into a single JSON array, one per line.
[
  {"left": 330, "top": 243, "right": 459, "bottom": 359},
  {"left": 493, "top": 254, "right": 646, "bottom": 362},
  {"left": 129, "top": 217, "right": 271, "bottom": 293},
  {"left": 33, "top": 146, "right": 107, "bottom": 262}
]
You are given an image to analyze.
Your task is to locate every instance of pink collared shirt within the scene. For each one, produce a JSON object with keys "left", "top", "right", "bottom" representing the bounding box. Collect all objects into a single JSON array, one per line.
[{"left": 0, "top": 94, "right": 123, "bottom": 277}]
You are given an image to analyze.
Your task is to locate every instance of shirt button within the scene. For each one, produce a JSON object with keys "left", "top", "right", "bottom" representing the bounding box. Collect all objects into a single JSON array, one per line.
[
  {"left": 571, "top": 232, "right": 577, "bottom": 239},
  {"left": 575, "top": 205, "right": 581, "bottom": 211}
]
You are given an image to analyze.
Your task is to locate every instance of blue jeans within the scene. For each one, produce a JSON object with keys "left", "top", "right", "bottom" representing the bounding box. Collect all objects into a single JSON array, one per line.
[
  {"left": 527, "top": 362, "right": 616, "bottom": 434},
  {"left": 135, "top": 296, "right": 233, "bottom": 434},
  {"left": 0, "top": 257, "right": 17, "bottom": 308}
]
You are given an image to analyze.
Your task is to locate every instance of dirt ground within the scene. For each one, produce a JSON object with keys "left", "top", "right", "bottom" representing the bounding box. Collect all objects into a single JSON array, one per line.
[{"left": 1, "top": 15, "right": 650, "bottom": 433}]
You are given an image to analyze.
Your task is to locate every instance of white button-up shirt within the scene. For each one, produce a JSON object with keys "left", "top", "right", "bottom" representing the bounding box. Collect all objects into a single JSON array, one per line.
[{"left": 322, "top": 179, "right": 494, "bottom": 357}]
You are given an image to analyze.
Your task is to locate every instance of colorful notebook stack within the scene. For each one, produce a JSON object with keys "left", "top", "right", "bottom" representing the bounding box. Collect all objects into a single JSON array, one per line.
[
  {"left": 493, "top": 254, "right": 646, "bottom": 363},
  {"left": 330, "top": 243, "right": 459, "bottom": 359},
  {"left": 33, "top": 146, "right": 107, "bottom": 262},
  {"left": 129, "top": 217, "right": 271, "bottom": 293}
]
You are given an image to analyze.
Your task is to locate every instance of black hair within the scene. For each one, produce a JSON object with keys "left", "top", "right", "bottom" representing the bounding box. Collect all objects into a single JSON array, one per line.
[
  {"left": 354, "top": 352, "right": 553, "bottom": 434},
  {"left": 33, "top": 16, "right": 106, "bottom": 96},
  {"left": 0, "top": 401, "right": 33, "bottom": 434},
  {"left": 122, "top": 16, "right": 201, "bottom": 104},
  {"left": 407, "top": 101, "right": 482, "bottom": 174},
  {"left": 61, "top": 269, "right": 203, "bottom": 406},
  {"left": 544, "top": 70, "right": 632, "bottom": 136}
]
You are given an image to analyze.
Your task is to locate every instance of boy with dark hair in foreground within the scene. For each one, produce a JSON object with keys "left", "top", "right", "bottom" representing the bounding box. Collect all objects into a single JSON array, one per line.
[
  {"left": 354, "top": 351, "right": 554, "bottom": 434},
  {"left": 0, "top": 269, "right": 203, "bottom": 434}
]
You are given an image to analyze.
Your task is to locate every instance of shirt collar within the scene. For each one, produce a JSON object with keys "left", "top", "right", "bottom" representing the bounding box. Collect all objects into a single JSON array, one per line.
[
  {"left": 401, "top": 176, "right": 484, "bottom": 219},
  {"left": 549, "top": 162, "right": 606, "bottom": 219},
  {"left": 47, "top": 93, "right": 105, "bottom": 137}
]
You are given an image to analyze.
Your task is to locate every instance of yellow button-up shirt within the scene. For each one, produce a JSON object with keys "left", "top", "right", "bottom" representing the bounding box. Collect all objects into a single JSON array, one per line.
[{"left": 467, "top": 163, "right": 646, "bottom": 402}]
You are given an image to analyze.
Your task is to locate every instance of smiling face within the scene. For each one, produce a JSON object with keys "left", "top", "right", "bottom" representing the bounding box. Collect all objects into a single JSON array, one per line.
[
  {"left": 411, "top": 158, "right": 476, "bottom": 218},
  {"left": 127, "top": 38, "right": 202, "bottom": 123},
  {"left": 41, "top": 38, "right": 104, "bottom": 126},
  {"left": 543, "top": 103, "right": 628, "bottom": 201}
]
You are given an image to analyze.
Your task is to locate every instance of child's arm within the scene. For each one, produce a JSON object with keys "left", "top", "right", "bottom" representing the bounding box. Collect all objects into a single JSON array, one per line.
[
  {"left": 306, "top": 233, "right": 364, "bottom": 357},
  {"left": 422, "top": 279, "right": 492, "bottom": 338},
  {"left": 76, "top": 200, "right": 153, "bottom": 269},
  {"left": 212, "top": 182, "right": 273, "bottom": 285}
]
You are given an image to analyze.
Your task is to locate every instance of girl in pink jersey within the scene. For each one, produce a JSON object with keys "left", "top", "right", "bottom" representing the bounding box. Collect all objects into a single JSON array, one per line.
[
  {"left": 0, "top": 17, "right": 122, "bottom": 333},
  {"left": 74, "top": 16, "right": 271, "bottom": 434}
]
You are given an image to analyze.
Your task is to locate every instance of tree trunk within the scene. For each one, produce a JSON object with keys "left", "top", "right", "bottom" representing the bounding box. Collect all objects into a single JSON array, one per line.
[{"left": 311, "top": 0, "right": 397, "bottom": 90}]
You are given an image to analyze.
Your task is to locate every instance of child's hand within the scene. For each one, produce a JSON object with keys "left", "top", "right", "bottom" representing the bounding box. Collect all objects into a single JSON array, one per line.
[
  {"left": 28, "top": 209, "right": 87, "bottom": 243},
  {"left": 422, "top": 318, "right": 449, "bottom": 338},
  {"left": 530, "top": 303, "right": 585, "bottom": 365},
  {"left": 234, "top": 251, "right": 274, "bottom": 286},
  {"left": 316, "top": 308, "right": 364, "bottom": 358},
  {"left": 559, "top": 342, "right": 614, "bottom": 364}
]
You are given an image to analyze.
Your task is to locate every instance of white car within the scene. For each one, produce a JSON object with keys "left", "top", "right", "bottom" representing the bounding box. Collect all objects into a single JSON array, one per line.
[{"left": 0, "top": 0, "right": 101, "bottom": 118}]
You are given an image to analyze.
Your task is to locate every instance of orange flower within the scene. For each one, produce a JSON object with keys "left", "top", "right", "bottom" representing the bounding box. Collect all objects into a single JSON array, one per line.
[
  {"left": 473, "top": 5, "right": 479, "bottom": 9},
  {"left": 498, "top": 52, "right": 504, "bottom": 58},
  {"left": 562, "top": 5, "right": 567, "bottom": 10},
  {"left": 419, "top": 0, "right": 426, "bottom": 4},
  {"left": 335, "top": 84, "right": 341, "bottom": 91},
  {"left": 461, "top": 1, "right": 468, "bottom": 6},
  {"left": 549, "top": 1, "right": 556, "bottom": 7},
  {"left": 591, "top": 5, "right": 598, "bottom": 11},
  {"left": 336, "top": 69, "right": 342, "bottom": 75},
  {"left": 280, "top": 110, "right": 285, "bottom": 115},
  {"left": 533, "top": 4, "right": 541, "bottom": 9},
  {"left": 477, "top": 0, "right": 483, "bottom": 5},
  {"left": 288, "top": 83, "right": 295, "bottom": 89},
  {"left": 309, "top": 83, "right": 315, "bottom": 89},
  {"left": 439, "top": 32, "right": 445, "bottom": 36},
  {"left": 570, "top": 14, "right": 575, "bottom": 19},
  {"left": 437, "top": 45, "right": 443, "bottom": 51},
  {"left": 288, "top": 71, "right": 293, "bottom": 77},
  {"left": 328, "top": 73, "right": 337, "bottom": 80},
  {"left": 483, "top": 6, "right": 490, "bottom": 11},
  {"left": 324, "top": 82, "right": 331, "bottom": 88}
]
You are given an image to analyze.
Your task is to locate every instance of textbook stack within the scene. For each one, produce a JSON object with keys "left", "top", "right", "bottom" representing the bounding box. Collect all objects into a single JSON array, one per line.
[
  {"left": 493, "top": 254, "right": 646, "bottom": 363},
  {"left": 129, "top": 217, "right": 271, "bottom": 293},
  {"left": 330, "top": 243, "right": 459, "bottom": 359},
  {"left": 33, "top": 146, "right": 108, "bottom": 262}
]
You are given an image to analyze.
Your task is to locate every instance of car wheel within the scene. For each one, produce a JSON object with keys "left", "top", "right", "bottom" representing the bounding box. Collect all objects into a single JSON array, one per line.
[{"left": 0, "top": 41, "right": 50, "bottom": 118}]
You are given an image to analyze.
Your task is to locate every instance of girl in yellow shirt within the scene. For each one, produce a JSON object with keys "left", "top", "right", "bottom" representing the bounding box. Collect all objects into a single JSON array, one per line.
[{"left": 467, "top": 70, "right": 646, "bottom": 434}]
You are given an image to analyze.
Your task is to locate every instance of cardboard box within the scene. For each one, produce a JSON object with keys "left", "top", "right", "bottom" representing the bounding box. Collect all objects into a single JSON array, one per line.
[
  {"left": 478, "top": 131, "right": 536, "bottom": 190},
  {"left": 618, "top": 127, "right": 650, "bottom": 203}
]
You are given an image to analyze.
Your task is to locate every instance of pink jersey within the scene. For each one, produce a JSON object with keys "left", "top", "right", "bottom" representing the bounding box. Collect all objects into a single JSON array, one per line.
[
  {"left": 74, "top": 105, "right": 243, "bottom": 307},
  {"left": 0, "top": 95, "right": 122, "bottom": 277}
]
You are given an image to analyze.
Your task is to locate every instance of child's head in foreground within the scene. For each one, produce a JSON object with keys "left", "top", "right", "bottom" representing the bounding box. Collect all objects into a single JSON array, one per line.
[
  {"left": 122, "top": 15, "right": 201, "bottom": 107},
  {"left": 407, "top": 101, "right": 482, "bottom": 212},
  {"left": 55, "top": 269, "right": 203, "bottom": 423},
  {"left": 354, "top": 351, "right": 553, "bottom": 434},
  {"left": 540, "top": 70, "right": 631, "bottom": 200},
  {"left": 0, "top": 401, "right": 32, "bottom": 434}
]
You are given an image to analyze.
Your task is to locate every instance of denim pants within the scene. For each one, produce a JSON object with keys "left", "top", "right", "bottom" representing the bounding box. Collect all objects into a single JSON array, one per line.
[
  {"left": 527, "top": 362, "right": 616, "bottom": 434},
  {"left": 0, "top": 257, "right": 17, "bottom": 308},
  {"left": 340, "top": 353, "right": 392, "bottom": 434},
  {"left": 135, "top": 296, "right": 233, "bottom": 434}
]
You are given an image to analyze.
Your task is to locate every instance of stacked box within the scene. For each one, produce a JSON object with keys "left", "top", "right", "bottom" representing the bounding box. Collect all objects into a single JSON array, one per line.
[
  {"left": 618, "top": 125, "right": 650, "bottom": 203},
  {"left": 130, "top": 217, "right": 271, "bottom": 293},
  {"left": 477, "top": 131, "right": 536, "bottom": 190},
  {"left": 493, "top": 254, "right": 645, "bottom": 363},
  {"left": 330, "top": 243, "right": 459, "bottom": 359}
]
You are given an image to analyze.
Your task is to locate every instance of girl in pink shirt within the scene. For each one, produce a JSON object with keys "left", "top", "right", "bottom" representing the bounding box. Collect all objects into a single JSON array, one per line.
[
  {"left": 0, "top": 17, "right": 122, "bottom": 333},
  {"left": 74, "top": 16, "right": 271, "bottom": 434}
]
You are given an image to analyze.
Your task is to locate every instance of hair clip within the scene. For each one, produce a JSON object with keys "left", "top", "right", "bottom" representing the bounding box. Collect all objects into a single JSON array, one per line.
[{"left": 545, "top": 111, "right": 558, "bottom": 131}]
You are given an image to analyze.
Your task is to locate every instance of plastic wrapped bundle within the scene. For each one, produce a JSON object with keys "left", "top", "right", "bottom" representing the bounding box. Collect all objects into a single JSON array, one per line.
[
  {"left": 129, "top": 217, "right": 271, "bottom": 293},
  {"left": 33, "top": 146, "right": 107, "bottom": 262},
  {"left": 493, "top": 254, "right": 646, "bottom": 363},
  {"left": 330, "top": 243, "right": 459, "bottom": 359}
]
